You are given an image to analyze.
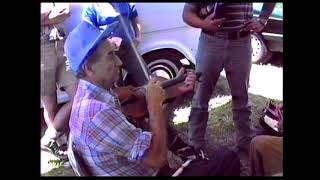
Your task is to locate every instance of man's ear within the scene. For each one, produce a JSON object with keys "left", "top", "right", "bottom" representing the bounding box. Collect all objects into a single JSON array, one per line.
[{"left": 83, "top": 63, "right": 94, "bottom": 76}]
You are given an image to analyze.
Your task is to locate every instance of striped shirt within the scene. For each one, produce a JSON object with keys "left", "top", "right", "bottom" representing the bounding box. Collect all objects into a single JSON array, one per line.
[
  {"left": 68, "top": 79, "right": 157, "bottom": 176},
  {"left": 192, "top": 3, "right": 253, "bottom": 32}
]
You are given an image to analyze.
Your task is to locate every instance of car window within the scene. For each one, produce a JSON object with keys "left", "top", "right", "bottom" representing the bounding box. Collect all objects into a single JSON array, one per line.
[{"left": 253, "top": 3, "right": 282, "bottom": 20}]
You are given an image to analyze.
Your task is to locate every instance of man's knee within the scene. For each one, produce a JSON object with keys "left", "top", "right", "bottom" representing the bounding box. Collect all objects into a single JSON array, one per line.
[{"left": 231, "top": 95, "right": 250, "bottom": 110}]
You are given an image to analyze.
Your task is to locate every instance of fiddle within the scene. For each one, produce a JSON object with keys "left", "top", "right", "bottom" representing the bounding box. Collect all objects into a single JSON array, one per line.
[{"left": 113, "top": 69, "right": 201, "bottom": 122}]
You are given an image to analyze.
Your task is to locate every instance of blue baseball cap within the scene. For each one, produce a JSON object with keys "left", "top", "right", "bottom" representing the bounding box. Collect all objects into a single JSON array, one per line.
[{"left": 64, "top": 20, "right": 119, "bottom": 75}]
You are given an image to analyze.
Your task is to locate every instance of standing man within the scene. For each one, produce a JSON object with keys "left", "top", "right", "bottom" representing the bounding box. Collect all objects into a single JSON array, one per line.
[
  {"left": 182, "top": 3, "right": 276, "bottom": 154},
  {"left": 41, "top": 2, "right": 78, "bottom": 157}
]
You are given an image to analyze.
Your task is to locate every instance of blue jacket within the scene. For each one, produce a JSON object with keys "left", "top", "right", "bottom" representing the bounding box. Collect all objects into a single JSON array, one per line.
[{"left": 82, "top": 3, "right": 138, "bottom": 45}]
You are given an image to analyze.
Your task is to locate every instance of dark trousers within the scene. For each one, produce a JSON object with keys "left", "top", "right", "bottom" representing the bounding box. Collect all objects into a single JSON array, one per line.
[
  {"left": 189, "top": 32, "right": 253, "bottom": 150},
  {"left": 158, "top": 148, "right": 240, "bottom": 176}
]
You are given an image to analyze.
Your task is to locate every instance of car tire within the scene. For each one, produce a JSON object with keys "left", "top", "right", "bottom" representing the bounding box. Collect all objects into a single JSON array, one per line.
[
  {"left": 251, "top": 32, "right": 273, "bottom": 64},
  {"left": 143, "top": 49, "right": 183, "bottom": 80}
]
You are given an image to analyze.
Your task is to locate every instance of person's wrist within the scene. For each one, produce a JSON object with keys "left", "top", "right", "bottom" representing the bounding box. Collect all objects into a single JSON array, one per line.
[
  {"left": 199, "top": 20, "right": 207, "bottom": 30},
  {"left": 147, "top": 102, "right": 162, "bottom": 113}
]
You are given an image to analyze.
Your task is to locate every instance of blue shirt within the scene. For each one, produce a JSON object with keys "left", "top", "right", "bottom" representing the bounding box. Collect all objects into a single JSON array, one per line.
[
  {"left": 82, "top": 3, "right": 138, "bottom": 45},
  {"left": 64, "top": 3, "right": 85, "bottom": 36}
]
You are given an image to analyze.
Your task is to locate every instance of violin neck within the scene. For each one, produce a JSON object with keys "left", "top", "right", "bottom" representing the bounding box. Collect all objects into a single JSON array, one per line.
[{"left": 161, "top": 75, "right": 186, "bottom": 89}]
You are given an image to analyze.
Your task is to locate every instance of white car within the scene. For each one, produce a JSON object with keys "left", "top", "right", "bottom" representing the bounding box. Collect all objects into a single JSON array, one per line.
[{"left": 42, "top": 3, "right": 283, "bottom": 106}]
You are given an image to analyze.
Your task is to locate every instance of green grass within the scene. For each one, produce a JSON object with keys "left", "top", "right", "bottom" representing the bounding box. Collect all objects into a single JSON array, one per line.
[
  {"left": 42, "top": 74, "right": 282, "bottom": 176},
  {"left": 42, "top": 159, "right": 75, "bottom": 176},
  {"left": 43, "top": 93, "right": 281, "bottom": 176},
  {"left": 43, "top": 166, "right": 75, "bottom": 176},
  {"left": 173, "top": 92, "right": 281, "bottom": 176}
]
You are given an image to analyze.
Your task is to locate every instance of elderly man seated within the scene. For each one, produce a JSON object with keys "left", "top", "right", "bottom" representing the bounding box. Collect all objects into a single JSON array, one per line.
[{"left": 64, "top": 20, "right": 240, "bottom": 176}]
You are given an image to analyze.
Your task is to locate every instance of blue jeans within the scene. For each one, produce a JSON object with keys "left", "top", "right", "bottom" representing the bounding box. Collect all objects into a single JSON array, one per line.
[{"left": 188, "top": 32, "right": 253, "bottom": 150}]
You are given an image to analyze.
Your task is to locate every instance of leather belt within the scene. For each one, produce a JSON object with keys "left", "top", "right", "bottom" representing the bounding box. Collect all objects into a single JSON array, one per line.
[{"left": 203, "top": 30, "right": 250, "bottom": 40}]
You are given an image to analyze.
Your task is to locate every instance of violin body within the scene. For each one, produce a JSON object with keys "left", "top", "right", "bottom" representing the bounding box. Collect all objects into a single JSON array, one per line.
[{"left": 114, "top": 70, "right": 201, "bottom": 123}]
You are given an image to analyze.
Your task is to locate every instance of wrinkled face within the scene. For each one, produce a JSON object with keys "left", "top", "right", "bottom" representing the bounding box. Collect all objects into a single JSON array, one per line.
[{"left": 88, "top": 39, "right": 123, "bottom": 88}]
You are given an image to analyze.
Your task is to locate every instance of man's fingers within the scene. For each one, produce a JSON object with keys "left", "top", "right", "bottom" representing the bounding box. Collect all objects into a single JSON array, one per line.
[
  {"left": 149, "top": 77, "right": 162, "bottom": 87},
  {"left": 206, "top": 12, "right": 216, "bottom": 20},
  {"left": 149, "top": 78, "right": 158, "bottom": 84},
  {"left": 210, "top": 17, "right": 225, "bottom": 28},
  {"left": 213, "top": 17, "right": 226, "bottom": 23},
  {"left": 155, "top": 80, "right": 162, "bottom": 86},
  {"left": 184, "top": 76, "right": 197, "bottom": 88},
  {"left": 185, "top": 74, "right": 197, "bottom": 80}
]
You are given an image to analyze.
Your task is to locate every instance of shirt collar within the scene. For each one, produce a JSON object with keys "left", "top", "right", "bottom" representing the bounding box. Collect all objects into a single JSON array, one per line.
[{"left": 79, "top": 79, "right": 119, "bottom": 107}]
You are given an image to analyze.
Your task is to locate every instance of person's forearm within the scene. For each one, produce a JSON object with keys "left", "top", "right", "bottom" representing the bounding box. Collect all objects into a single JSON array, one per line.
[
  {"left": 41, "top": 11, "right": 51, "bottom": 25},
  {"left": 182, "top": 4, "right": 205, "bottom": 29},
  {"left": 132, "top": 17, "right": 142, "bottom": 38},
  {"left": 259, "top": 3, "right": 276, "bottom": 20},
  {"left": 143, "top": 104, "right": 167, "bottom": 168}
]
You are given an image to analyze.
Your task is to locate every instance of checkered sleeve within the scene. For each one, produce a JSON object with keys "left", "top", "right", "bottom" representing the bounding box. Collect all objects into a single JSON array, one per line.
[{"left": 85, "top": 107, "right": 152, "bottom": 161}]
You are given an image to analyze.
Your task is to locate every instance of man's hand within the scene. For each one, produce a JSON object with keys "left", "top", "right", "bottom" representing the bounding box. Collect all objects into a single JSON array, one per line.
[
  {"left": 176, "top": 68, "right": 197, "bottom": 93},
  {"left": 133, "top": 36, "right": 142, "bottom": 47},
  {"left": 146, "top": 78, "right": 165, "bottom": 109},
  {"left": 246, "top": 2, "right": 276, "bottom": 33},
  {"left": 244, "top": 19, "right": 266, "bottom": 33},
  {"left": 143, "top": 79, "right": 168, "bottom": 168},
  {"left": 201, "top": 13, "right": 225, "bottom": 33}
]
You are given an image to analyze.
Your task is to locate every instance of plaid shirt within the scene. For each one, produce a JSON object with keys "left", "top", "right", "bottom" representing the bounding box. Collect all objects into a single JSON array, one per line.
[{"left": 69, "top": 80, "right": 158, "bottom": 176}]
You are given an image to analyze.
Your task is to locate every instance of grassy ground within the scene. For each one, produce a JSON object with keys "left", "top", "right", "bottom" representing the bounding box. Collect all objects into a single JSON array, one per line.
[
  {"left": 43, "top": 166, "right": 75, "bottom": 176},
  {"left": 43, "top": 67, "right": 282, "bottom": 176},
  {"left": 174, "top": 93, "right": 279, "bottom": 176}
]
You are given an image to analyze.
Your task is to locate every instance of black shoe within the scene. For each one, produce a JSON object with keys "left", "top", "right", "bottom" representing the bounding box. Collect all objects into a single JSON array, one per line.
[
  {"left": 174, "top": 145, "right": 197, "bottom": 161},
  {"left": 41, "top": 140, "right": 68, "bottom": 160},
  {"left": 194, "top": 148, "right": 209, "bottom": 160}
]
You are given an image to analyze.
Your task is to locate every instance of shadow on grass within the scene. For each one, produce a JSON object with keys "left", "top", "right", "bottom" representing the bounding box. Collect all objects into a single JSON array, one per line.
[{"left": 42, "top": 166, "right": 75, "bottom": 176}]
